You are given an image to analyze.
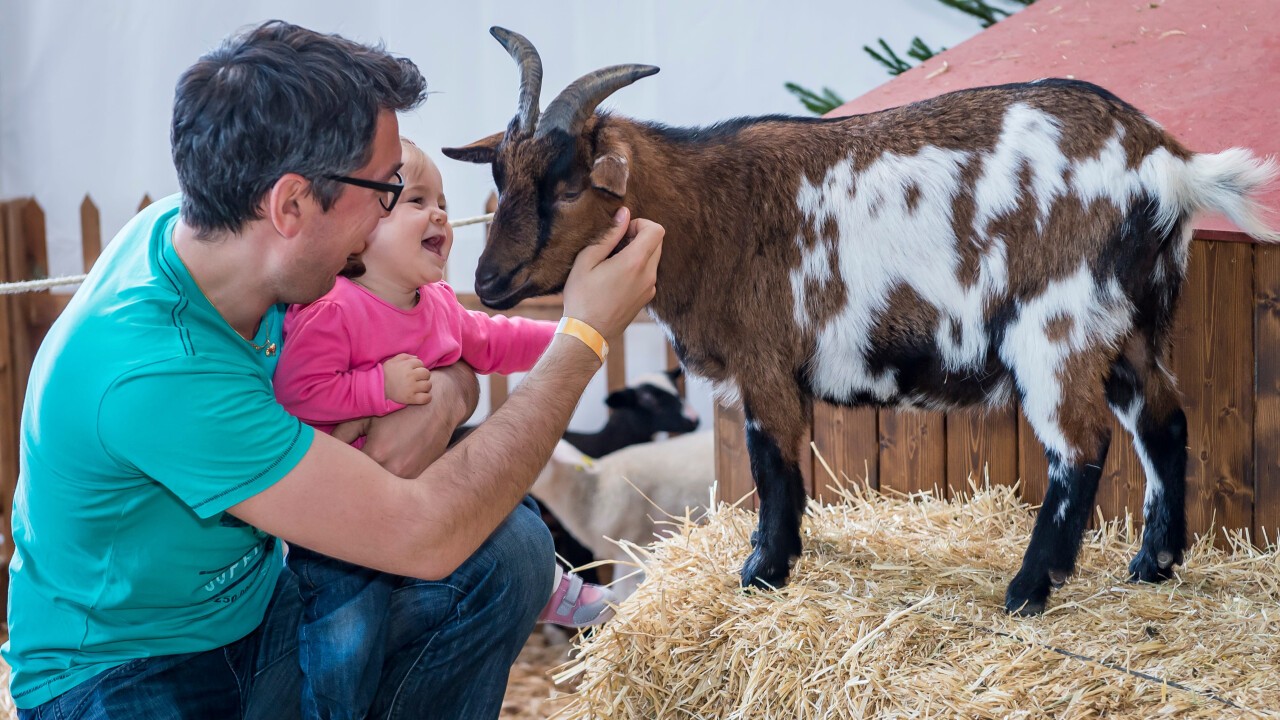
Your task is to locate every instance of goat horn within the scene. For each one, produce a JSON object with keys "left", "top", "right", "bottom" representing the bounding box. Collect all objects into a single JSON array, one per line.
[
  {"left": 536, "top": 64, "right": 659, "bottom": 139},
  {"left": 490, "top": 27, "right": 543, "bottom": 137}
]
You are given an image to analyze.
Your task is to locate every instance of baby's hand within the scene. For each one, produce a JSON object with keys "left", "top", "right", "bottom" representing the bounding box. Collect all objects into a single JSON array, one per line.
[{"left": 383, "top": 353, "right": 433, "bottom": 405}]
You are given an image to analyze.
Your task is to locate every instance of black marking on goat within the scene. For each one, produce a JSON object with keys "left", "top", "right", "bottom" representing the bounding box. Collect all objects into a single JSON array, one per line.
[
  {"left": 1105, "top": 355, "right": 1188, "bottom": 582},
  {"left": 1025, "top": 78, "right": 1143, "bottom": 114},
  {"left": 642, "top": 113, "right": 830, "bottom": 148},
  {"left": 1007, "top": 439, "right": 1110, "bottom": 615},
  {"left": 741, "top": 413, "right": 805, "bottom": 588}
]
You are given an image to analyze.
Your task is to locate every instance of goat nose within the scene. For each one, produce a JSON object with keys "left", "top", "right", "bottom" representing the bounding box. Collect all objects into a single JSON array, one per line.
[{"left": 475, "top": 268, "right": 506, "bottom": 296}]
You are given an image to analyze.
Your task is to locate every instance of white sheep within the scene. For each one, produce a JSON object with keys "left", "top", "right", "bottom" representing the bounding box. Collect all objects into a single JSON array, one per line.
[{"left": 532, "top": 431, "right": 715, "bottom": 598}]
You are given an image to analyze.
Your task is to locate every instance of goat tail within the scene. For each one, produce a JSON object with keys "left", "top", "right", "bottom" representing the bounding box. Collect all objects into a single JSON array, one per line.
[{"left": 1172, "top": 148, "right": 1280, "bottom": 243}]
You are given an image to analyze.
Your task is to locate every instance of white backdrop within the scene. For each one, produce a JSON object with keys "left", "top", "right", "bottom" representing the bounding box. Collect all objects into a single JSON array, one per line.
[{"left": 0, "top": 0, "right": 981, "bottom": 430}]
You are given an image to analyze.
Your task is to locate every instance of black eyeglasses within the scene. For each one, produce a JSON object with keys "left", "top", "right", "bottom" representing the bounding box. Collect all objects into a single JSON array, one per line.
[{"left": 326, "top": 171, "right": 405, "bottom": 212}]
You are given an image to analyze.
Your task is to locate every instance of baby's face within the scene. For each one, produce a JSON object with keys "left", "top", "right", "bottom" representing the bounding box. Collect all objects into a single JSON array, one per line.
[{"left": 362, "top": 152, "right": 453, "bottom": 287}]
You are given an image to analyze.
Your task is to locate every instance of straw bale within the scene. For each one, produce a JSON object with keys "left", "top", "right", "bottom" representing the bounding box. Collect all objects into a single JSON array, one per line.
[{"left": 551, "top": 478, "right": 1280, "bottom": 719}]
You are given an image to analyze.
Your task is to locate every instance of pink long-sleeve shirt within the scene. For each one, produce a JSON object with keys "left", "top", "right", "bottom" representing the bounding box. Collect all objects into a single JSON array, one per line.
[{"left": 275, "top": 277, "right": 555, "bottom": 439}]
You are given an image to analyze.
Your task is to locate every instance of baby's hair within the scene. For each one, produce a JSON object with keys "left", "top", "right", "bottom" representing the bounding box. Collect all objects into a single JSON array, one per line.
[{"left": 339, "top": 136, "right": 429, "bottom": 279}]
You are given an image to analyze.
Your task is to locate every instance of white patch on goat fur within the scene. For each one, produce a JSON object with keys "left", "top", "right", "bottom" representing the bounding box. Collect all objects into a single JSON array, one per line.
[
  {"left": 1001, "top": 263, "right": 1132, "bottom": 462},
  {"left": 1070, "top": 128, "right": 1140, "bottom": 210},
  {"left": 797, "top": 145, "right": 1019, "bottom": 402},
  {"left": 973, "top": 104, "right": 1068, "bottom": 235},
  {"left": 1110, "top": 396, "right": 1165, "bottom": 518}
]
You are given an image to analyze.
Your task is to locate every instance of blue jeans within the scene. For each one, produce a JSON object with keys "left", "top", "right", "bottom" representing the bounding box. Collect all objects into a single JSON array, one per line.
[
  {"left": 288, "top": 545, "right": 395, "bottom": 720},
  {"left": 18, "top": 497, "right": 554, "bottom": 720}
]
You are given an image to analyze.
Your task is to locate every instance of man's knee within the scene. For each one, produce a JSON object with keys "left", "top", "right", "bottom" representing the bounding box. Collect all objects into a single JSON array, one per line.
[{"left": 485, "top": 498, "right": 556, "bottom": 616}]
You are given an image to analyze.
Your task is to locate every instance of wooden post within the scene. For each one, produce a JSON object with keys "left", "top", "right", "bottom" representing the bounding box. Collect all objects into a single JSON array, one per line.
[
  {"left": 81, "top": 195, "right": 102, "bottom": 270},
  {"left": 811, "top": 403, "right": 878, "bottom": 502},
  {"left": 878, "top": 409, "right": 945, "bottom": 496},
  {"left": 0, "top": 202, "right": 21, "bottom": 616},
  {"left": 1174, "top": 240, "right": 1254, "bottom": 544},
  {"left": 945, "top": 407, "right": 1019, "bottom": 498},
  {"left": 714, "top": 402, "right": 755, "bottom": 506}
]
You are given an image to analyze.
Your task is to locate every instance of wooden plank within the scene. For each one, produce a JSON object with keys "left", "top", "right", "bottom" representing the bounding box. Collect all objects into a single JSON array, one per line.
[
  {"left": 714, "top": 402, "right": 755, "bottom": 507},
  {"left": 945, "top": 406, "right": 1019, "bottom": 498},
  {"left": 1017, "top": 411, "right": 1050, "bottom": 507},
  {"left": 811, "top": 402, "right": 878, "bottom": 502},
  {"left": 1254, "top": 244, "right": 1280, "bottom": 545},
  {"left": 0, "top": 202, "right": 20, "bottom": 617},
  {"left": 878, "top": 409, "right": 945, "bottom": 497},
  {"left": 1171, "top": 240, "right": 1254, "bottom": 542},
  {"left": 9, "top": 200, "right": 46, "bottom": 424},
  {"left": 797, "top": 426, "right": 814, "bottom": 503},
  {"left": 1094, "top": 414, "right": 1146, "bottom": 527},
  {"left": 80, "top": 195, "right": 102, "bottom": 270}
]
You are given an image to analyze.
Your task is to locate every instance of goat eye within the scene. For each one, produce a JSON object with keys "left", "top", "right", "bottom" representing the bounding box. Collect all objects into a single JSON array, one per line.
[{"left": 558, "top": 189, "right": 582, "bottom": 202}]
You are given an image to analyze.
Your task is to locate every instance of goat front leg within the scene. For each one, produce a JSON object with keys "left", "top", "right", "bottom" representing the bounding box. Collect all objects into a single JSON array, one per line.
[
  {"left": 1006, "top": 434, "right": 1111, "bottom": 616},
  {"left": 740, "top": 404, "right": 808, "bottom": 589}
]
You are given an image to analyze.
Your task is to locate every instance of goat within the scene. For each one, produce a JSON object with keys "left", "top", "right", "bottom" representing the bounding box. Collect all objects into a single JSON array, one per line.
[
  {"left": 443, "top": 27, "right": 1280, "bottom": 615},
  {"left": 533, "top": 432, "right": 716, "bottom": 599},
  {"left": 564, "top": 368, "right": 700, "bottom": 457}
]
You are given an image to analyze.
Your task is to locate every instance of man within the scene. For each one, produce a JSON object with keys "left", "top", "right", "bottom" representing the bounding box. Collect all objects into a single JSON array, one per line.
[{"left": 3, "top": 20, "right": 662, "bottom": 719}]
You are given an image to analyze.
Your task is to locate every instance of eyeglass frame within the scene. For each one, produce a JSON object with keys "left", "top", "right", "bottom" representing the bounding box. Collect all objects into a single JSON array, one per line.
[{"left": 325, "top": 171, "right": 405, "bottom": 212}]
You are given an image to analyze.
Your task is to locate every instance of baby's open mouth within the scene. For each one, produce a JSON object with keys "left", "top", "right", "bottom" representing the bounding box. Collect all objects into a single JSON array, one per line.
[{"left": 422, "top": 234, "right": 445, "bottom": 257}]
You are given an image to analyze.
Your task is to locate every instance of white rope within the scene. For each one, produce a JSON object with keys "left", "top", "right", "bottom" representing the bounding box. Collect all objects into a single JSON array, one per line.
[{"left": 0, "top": 212, "right": 495, "bottom": 295}]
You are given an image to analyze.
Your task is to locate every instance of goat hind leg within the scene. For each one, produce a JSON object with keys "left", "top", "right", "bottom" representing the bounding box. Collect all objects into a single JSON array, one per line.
[{"left": 1106, "top": 356, "right": 1187, "bottom": 583}]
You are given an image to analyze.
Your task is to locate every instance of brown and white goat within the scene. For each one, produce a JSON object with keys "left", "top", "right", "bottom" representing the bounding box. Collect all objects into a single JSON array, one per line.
[{"left": 444, "top": 27, "right": 1279, "bottom": 615}]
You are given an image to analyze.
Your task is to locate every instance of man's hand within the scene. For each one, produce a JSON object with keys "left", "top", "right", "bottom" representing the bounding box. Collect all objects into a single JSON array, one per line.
[
  {"left": 363, "top": 362, "right": 478, "bottom": 477},
  {"left": 562, "top": 207, "right": 663, "bottom": 341},
  {"left": 383, "top": 353, "right": 433, "bottom": 405}
]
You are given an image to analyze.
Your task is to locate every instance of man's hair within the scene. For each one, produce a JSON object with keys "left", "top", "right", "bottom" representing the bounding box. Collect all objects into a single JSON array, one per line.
[{"left": 171, "top": 20, "right": 427, "bottom": 236}]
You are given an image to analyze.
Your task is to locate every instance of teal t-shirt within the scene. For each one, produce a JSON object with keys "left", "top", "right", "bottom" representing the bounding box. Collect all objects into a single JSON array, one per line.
[{"left": 2, "top": 195, "right": 315, "bottom": 708}]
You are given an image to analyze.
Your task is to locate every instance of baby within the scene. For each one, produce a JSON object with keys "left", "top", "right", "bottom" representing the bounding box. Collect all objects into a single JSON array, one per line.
[{"left": 274, "top": 139, "right": 615, "bottom": 720}]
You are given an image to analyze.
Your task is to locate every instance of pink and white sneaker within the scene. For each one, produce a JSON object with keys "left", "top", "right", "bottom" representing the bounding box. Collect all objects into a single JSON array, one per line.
[{"left": 538, "top": 565, "right": 617, "bottom": 628}]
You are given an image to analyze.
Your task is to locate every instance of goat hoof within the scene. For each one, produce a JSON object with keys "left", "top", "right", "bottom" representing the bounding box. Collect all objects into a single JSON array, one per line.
[
  {"left": 1048, "top": 569, "right": 1069, "bottom": 588},
  {"left": 1005, "top": 570, "right": 1051, "bottom": 616},
  {"left": 1129, "top": 548, "right": 1177, "bottom": 583},
  {"left": 740, "top": 547, "right": 792, "bottom": 590}
]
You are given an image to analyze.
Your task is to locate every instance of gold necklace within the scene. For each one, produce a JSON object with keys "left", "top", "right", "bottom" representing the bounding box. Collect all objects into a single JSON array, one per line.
[{"left": 248, "top": 338, "right": 277, "bottom": 357}]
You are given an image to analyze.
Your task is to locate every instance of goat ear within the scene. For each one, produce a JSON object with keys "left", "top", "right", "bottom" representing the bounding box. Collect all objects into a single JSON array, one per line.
[
  {"left": 605, "top": 388, "right": 638, "bottom": 409},
  {"left": 441, "top": 132, "right": 503, "bottom": 164},
  {"left": 590, "top": 153, "right": 629, "bottom": 198},
  {"left": 666, "top": 366, "right": 683, "bottom": 383}
]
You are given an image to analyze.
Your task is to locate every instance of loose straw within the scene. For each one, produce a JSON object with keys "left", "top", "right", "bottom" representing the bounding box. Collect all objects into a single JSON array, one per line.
[{"left": 0, "top": 212, "right": 494, "bottom": 294}]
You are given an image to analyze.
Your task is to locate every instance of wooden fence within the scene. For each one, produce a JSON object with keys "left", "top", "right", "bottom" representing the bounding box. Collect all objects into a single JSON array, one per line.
[{"left": 716, "top": 233, "right": 1280, "bottom": 547}]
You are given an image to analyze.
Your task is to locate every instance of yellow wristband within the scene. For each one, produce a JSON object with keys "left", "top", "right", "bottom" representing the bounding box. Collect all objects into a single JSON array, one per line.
[{"left": 556, "top": 317, "right": 609, "bottom": 364}]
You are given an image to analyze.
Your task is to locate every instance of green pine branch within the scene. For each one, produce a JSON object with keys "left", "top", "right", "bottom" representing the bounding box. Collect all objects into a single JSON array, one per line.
[
  {"left": 784, "top": 82, "right": 847, "bottom": 115},
  {"left": 787, "top": 0, "right": 1037, "bottom": 113}
]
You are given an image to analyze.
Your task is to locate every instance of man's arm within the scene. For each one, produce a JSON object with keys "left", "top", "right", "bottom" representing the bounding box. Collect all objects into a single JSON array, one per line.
[
  {"left": 231, "top": 209, "right": 662, "bottom": 580},
  {"left": 331, "top": 362, "right": 479, "bottom": 478}
]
